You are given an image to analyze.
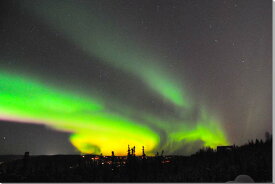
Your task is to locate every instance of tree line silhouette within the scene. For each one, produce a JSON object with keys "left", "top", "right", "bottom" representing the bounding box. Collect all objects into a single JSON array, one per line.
[{"left": 0, "top": 133, "right": 272, "bottom": 182}]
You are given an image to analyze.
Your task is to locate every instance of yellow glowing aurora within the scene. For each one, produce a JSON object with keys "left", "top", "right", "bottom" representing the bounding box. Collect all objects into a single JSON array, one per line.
[
  {"left": 0, "top": 71, "right": 228, "bottom": 155},
  {"left": 0, "top": 0, "right": 230, "bottom": 155}
]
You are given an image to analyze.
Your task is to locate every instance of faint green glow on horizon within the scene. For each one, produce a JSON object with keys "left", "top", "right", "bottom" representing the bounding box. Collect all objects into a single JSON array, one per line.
[
  {"left": 137, "top": 109, "right": 229, "bottom": 154},
  {"left": 170, "top": 120, "right": 228, "bottom": 149}
]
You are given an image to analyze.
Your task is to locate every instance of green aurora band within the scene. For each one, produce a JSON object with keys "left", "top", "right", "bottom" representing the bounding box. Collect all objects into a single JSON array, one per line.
[
  {"left": 19, "top": 0, "right": 188, "bottom": 107},
  {"left": 1, "top": 1, "right": 229, "bottom": 155},
  {"left": 0, "top": 70, "right": 228, "bottom": 155}
]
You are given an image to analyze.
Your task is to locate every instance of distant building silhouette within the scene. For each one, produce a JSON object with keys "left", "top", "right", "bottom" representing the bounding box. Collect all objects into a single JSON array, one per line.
[{"left": 217, "top": 145, "right": 234, "bottom": 152}]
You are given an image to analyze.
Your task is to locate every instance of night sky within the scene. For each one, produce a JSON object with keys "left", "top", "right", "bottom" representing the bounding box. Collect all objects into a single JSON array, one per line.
[{"left": 0, "top": 0, "right": 271, "bottom": 155}]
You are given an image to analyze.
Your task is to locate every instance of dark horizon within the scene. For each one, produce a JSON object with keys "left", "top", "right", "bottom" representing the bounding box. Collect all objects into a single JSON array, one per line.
[{"left": 0, "top": 136, "right": 272, "bottom": 182}]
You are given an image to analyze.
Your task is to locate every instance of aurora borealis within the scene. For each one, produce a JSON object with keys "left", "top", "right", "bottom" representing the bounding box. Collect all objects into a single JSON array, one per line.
[
  {"left": 0, "top": 68, "right": 227, "bottom": 155},
  {"left": 0, "top": 0, "right": 271, "bottom": 156},
  {"left": 18, "top": 0, "right": 188, "bottom": 107}
]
